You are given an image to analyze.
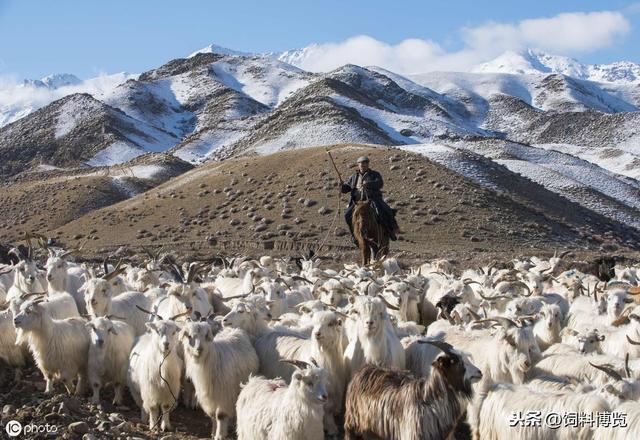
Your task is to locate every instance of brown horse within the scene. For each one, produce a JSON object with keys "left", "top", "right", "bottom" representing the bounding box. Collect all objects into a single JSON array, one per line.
[{"left": 352, "top": 200, "right": 389, "bottom": 266}]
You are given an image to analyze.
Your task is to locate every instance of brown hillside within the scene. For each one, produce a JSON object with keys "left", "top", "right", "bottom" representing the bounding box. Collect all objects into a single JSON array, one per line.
[{"left": 50, "top": 145, "right": 638, "bottom": 263}]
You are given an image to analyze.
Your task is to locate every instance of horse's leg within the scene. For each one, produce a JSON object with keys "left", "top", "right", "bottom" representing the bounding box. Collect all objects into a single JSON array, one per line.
[{"left": 361, "top": 241, "right": 370, "bottom": 266}]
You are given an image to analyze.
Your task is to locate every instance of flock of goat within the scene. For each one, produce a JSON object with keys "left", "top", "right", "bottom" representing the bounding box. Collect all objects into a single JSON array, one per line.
[{"left": 1, "top": 242, "right": 640, "bottom": 439}]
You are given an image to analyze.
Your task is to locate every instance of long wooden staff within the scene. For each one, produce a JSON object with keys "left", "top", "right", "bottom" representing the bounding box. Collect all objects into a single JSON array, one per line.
[{"left": 326, "top": 149, "right": 343, "bottom": 183}]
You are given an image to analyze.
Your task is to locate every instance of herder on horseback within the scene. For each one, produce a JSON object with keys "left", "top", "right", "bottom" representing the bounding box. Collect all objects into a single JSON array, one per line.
[{"left": 340, "top": 156, "right": 401, "bottom": 244}]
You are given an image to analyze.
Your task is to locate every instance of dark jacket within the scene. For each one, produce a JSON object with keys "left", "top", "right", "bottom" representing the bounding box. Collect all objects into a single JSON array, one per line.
[{"left": 340, "top": 169, "right": 384, "bottom": 202}]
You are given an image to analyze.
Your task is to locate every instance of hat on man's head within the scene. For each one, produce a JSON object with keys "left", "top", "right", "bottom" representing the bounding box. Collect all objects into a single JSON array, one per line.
[{"left": 356, "top": 156, "right": 370, "bottom": 163}]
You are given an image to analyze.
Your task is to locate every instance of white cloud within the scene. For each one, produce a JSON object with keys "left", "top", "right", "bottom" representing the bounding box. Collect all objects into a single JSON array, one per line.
[
  {"left": 0, "top": 72, "right": 134, "bottom": 127},
  {"left": 281, "top": 10, "right": 631, "bottom": 74},
  {"left": 464, "top": 11, "right": 630, "bottom": 53}
]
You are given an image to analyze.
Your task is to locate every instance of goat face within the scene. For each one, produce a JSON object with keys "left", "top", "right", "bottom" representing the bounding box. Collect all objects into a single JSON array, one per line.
[
  {"left": 350, "top": 296, "right": 385, "bottom": 336},
  {"left": 577, "top": 330, "right": 605, "bottom": 354},
  {"left": 180, "top": 321, "right": 212, "bottom": 360},
  {"left": 292, "top": 366, "right": 329, "bottom": 405},
  {"left": 499, "top": 325, "right": 539, "bottom": 373},
  {"left": 319, "top": 286, "right": 343, "bottom": 308},
  {"left": 84, "top": 279, "right": 111, "bottom": 316},
  {"left": 433, "top": 350, "right": 482, "bottom": 398},
  {"left": 311, "top": 311, "right": 342, "bottom": 349},
  {"left": 539, "top": 304, "right": 562, "bottom": 331},
  {"left": 14, "top": 260, "right": 40, "bottom": 288},
  {"left": 86, "top": 317, "right": 117, "bottom": 349},
  {"left": 146, "top": 320, "right": 180, "bottom": 355},
  {"left": 222, "top": 302, "right": 254, "bottom": 329},
  {"left": 13, "top": 300, "right": 43, "bottom": 331},
  {"left": 605, "top": 290, "right": 630, "bottom": 319},
  {"left": 45, "top": 257, "right": 67, "bottom": 285}
]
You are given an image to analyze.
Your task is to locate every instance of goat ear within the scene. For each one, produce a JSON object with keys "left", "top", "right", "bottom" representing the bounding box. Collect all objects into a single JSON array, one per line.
[
  {"left": 292, "top": 371, "right": 303, "bottom": 381},
  {"left": 145, "top": 322, "right": 157, "bottom": 333},
  {"left": 348, "top": 296, "right": 356, "bottom": 304},
  {"left": 108, "top": 327, "right": 118, "bottom": 335},
  {"left": 336, "top": 318, "right": 342, "bottom": 326},
  {"left": 598, "top": 334, "right": 606, "bottom": 341}
]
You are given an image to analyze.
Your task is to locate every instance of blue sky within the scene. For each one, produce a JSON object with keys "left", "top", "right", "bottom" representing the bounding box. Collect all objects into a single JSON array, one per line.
[{"left": 0, "top": 0, "right": 639, "bottom": 79}]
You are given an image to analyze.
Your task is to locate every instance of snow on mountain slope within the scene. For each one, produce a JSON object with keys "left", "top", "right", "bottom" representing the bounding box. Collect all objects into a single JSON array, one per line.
[
  {"left": 188, "top": 43, "right": 253, "bottom": 58},
  {"left": 23, "top": 73, "right": 82, "bottom": 89},
  {"left": 473, "top": 49, "right": 640, "bottom": 84},
  {"left": 0, "top": 72, "right": 134, "bottom": 127},
  {"left": 0, "top": 93, "right": 179, "bottom": 175},
  {"left": 207, "top": 56, "right": 313, "bottom": 108},
  {"left": 408, "top": 71, "right": 637, "bottom": 117},
  {"left": 402, "top": 140, "right": 640, "bottom": 229}
]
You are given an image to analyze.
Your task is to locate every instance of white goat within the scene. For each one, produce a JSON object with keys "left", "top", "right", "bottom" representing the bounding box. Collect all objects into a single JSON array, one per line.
[
  {"left": 12, "top": 298, "right": 89, "bottom": 395},
  {"left": 181, "top": 321, "right": 259, "bottom": 440},
  {"left": 236, "top": 361, "right": 328, "bottom": 440},
  {"left": 86, "top": 316, "right": 135, "bottom": 405},
  {"left": 127, "top": 319, "right": 183, "bottom": 432}
]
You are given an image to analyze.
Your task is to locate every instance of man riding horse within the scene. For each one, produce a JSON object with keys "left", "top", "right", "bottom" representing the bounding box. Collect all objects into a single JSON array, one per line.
[{"left": 341, "top": 156, "right": 400, "bottom": 243}]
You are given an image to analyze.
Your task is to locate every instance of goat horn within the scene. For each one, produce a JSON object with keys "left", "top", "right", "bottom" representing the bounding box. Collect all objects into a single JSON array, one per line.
[
  {"left": 309, "top": 357, "right": 319, "bottom": 367},
  {"left": 291, "top": 276, "right": 314, "bottom": 284},
  {"left": 377, "top": 294, "right": 400, "bottom": 311},
  {"left": 280, "top": 359, "right": 311, "bottom": 370},
  {"left": 559, "top": 250, "right": 571, "bottom": 259},
  {"left": 628, "top": 286, "right": 640, "bottom": 295},
  {"left": 627, "top": 335, "right": 640, "bottom": 345},
  {"left": 478, "top": 290, "right": 511, "bottom": 301},
  {"left": 105, "top": 314, "right": 126, "bottom": 321},
  {"left": 417, "top": 339, "right": 455, "bottom": 355},
  {"left": 21, "top": 292, "right": 46, "bottom": 299},
  {"left": 220, "top": 293, "right": 251, "bottom": 301},
  {"left": 464, "top": 280, "right": 482, "bottom": 286},
  {"left": 186, "top": 262, "right": 203, "bottom": 284},
  {"left": 468, "top": 308, "right": 482, "bottom": 321},
  {"left": 625, "top": 353, "right": 631, "bottom": 378},
  {"left": 510, "top": 281, "right": 532, "bottom": 296},
  {"left": 484, "top": 317, "right": 518, "bottom": 328},
  {"left": 327, "top": 307, "right": 349, "bottom": 319},
  {"left": 589, "top": 362, "right": 622, "bottom": 382},
  {"left": 135, "top": 305, "right": 156, "bottom": 316},
  {"left": 607, "top": 281, "right": 633, "bottom": 289},
  {"left": 0, "top": 266, "right": 13, "bottom": 276},
  {"left": 170, "top": 308, "right": 192, "bottom": 321}
]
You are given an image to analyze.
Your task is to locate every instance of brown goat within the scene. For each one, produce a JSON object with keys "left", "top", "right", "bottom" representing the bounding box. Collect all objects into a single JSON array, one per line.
[
  {"left": 344, "top": 341, "right": 482, "bottom": 440},
  {"left": 352, "top": 201, "right": 389, "bottom": 266}
]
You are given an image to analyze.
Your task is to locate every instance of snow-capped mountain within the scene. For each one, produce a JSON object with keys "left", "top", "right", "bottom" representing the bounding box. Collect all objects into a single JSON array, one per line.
[
  {"left": 22, "top": 73, "right": 82, "bottom": 89},
  {"left": 0, "top": 71, "right": 135, "bottom": 127},
  {"left": 473, "top": 49, "right": 640, "bottom": 84},
  {"left": 2, "top": 44, "right": 640, "bottom": 231},
  {"left": 187, "top": 43, "right": 254, "bottom": 58}
]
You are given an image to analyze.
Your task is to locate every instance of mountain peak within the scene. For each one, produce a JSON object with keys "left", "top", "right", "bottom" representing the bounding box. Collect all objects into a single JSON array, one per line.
[
  {"left": 473, "top": 49, "right": 639, "bottom": 84},
  {"left": 21, "top": 73, "right": 82, "bottom": 89},
  {"left": 188, "top": 44, "right": 253, "bottom": 58}
]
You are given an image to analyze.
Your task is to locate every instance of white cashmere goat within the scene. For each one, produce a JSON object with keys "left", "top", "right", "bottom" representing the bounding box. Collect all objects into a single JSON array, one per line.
[
  {"left": 86, "top": 316, "right": 135, "bottom": 405},
  {"left": 343, "top": 296, "right": 405, "bottom": 378},
  {"left": 254, "top": 311, "right": 346, "bottom": 435},
  {"left": 12, "top": 298, "right": 89, "bottom": 395},
  {"left": 84, "top": 277, "right": 152, "bottom": 336},
  {"left": 127, "top": 319, "right": 183, "bottom": 432},
  {"left": 181, "top": 321, "right": 259, "bottom": 440},
  {"left": 236, "top": 362, "right": 328, "bottom": 440}
]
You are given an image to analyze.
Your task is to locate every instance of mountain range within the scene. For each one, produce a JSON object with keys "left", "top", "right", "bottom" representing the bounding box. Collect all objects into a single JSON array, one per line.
[{"left": 1, "top": 44, "right": 640, "bottom": 244}]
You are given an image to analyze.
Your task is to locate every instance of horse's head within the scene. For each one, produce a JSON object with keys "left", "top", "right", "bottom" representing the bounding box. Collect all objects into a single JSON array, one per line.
[{"left": 354, "top": 200, "right": 373, "bottom": 214}]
